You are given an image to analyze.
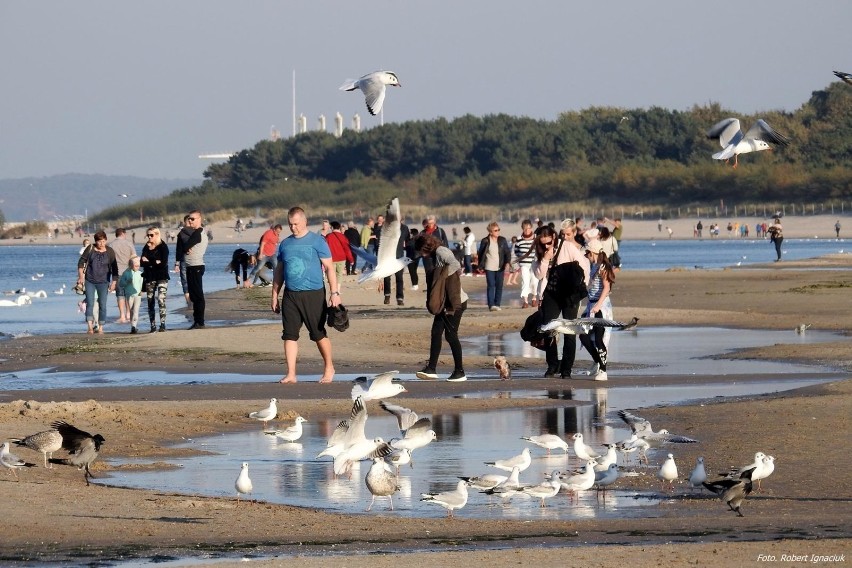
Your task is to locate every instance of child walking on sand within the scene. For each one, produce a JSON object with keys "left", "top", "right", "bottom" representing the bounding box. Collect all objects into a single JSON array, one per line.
[{"left": 119, "top": 256, "right": 144, "bottom": 334}]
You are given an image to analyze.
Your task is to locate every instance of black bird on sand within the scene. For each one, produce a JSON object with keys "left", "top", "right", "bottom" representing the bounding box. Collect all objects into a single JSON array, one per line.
[
  {"left": 48, "top": 421, "right": 106, "bottom": 486},
  {"left": 702, "top": 467, "right": 755, "bottom": 517}
]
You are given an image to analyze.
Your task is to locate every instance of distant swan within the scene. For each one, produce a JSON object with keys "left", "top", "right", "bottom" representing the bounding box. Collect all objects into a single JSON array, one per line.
[
  {"left": 54, "top": 284, "right": 66, "bottom": 295},
  {"left": 0, "top": 295, "right": 32, "bottom": 307}
]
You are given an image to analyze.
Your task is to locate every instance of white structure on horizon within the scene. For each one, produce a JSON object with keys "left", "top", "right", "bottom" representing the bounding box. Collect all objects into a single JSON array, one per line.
[
  {"left": 270, "top": 125, "right": 281, "bottom": 141},
  {"left": 298, "top": 114, "right": 307, "bottom": 134},
  {"left": 318, "top": 114, "right": 326, "bottom": 132},
  {"left": 352, "top": 114, "right": 361, "bottom": 133},
  {"left": 334, "top": 112, "right": 343, "bottom": 138}
]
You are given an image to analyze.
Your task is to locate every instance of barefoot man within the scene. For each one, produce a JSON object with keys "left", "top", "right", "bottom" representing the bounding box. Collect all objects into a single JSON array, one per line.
[{"left": 272, "top": 207, "right": 341, "bottom": 383}]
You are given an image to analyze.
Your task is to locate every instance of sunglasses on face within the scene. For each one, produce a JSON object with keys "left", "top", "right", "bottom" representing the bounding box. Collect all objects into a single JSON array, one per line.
[{"left": 146, "top": 234, "right": 155, "bottom": 238}]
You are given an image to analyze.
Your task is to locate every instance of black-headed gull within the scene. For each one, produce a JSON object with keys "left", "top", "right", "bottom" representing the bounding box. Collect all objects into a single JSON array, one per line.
[
  {"left": 752, "top": 455, "right": 775, "bottom": 492},
  {"left": 657, "top": 453, "right": 678, "bottom": 492},
  {"left": 593, "top": 444, "right": 618, "bottom": 471},
  {"left": 265, "top": 416, "right": 306, "bottom": 442},
  {"left": 572, "top": 433, "right": 601, "bottom": 461},
  {"left": 485, "top": 447, "right": 531, "bottom": 472},
  {"left": 351, "top": 371, "right": 406, "bottom": 401},
  {"left": 340, "top": 70, "right": 401, "bottom": 116},
  {"left": 617, "top": 410, "right": 699, "bottom": 443},
  {"left": 560, "top": 459, "right": 597, "bottom": 496},
  {"left": 482, "top": 466, "right": 524, "bottom": 500},
  {"left": 334, "top": 397, "right": 393, "bottom": 477},
  {"left": 248, "top": 398, "right": 278, "bottom": 430},
  {"left": 388, "top": 448, "right": 412, "bottom": 475},
  {"left": 379, "top": 401, "right": 419, "bottom": 434},
  {"left": 520, "top": 470, "right": 562, "bottom": 507},
  {"left": 521, "top": 434, "right": 569, "bottom": 456},
  {"left": 12, "top": 429, "right": 63, "bottom": 468},
  {"left": 0, "top": 442, "right": 36, "bottom": 479},
  {"left": 48, "top": 421, "right": 106, "bottom": 486},
  {"left": 235, "top": 462, "right": 253, "bottom": 502},
  {"left": 421, "top": 480, "right": 469, "bottom": 518},
  {"left": 365, "top": 457, "right": 400, "bottom": 511},
  {"left": 390, "top": 417, "right": 436, "bottom": 453},
  {"left": 316, "top": 419, "right": 349, "bottom": 460},
  {"left": 594, "top": 463, "right": 619, "bottom": 493},
  {"left": 616, "top": 433, "right": 650, "bottom": 464},
  {"left": 458, "top": 471, "right": 507, "bottom": 491},
  {"left": 358, "top": 197, "right": 412, "bottom": 284},
  {"left": 702, "top": 467, "right": 755, "bottom": 517},
  {"left": 540, "top": 317, "right": 629, "bottom": 337},
  {"left": 706, "top": 118, "right": 790, "bottom": 168},
  {"left": 688, "top": 456, "right": 707, "bottom": 491}
]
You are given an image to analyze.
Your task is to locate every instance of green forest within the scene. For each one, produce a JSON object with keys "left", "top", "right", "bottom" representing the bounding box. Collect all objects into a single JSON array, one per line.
[{"left": 92, "top": 82, "right": 852, "bottom": 225}]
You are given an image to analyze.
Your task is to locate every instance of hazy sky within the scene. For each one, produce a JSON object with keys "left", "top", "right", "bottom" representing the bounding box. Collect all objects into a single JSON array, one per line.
[{"left": 2, "top": 1, "right": 849, "bottom": 181}]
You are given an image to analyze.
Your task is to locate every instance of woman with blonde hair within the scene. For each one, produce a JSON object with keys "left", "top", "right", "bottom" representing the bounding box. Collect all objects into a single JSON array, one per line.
[{"left": 140, "top": 226, "right": 170, "bottom": 332}]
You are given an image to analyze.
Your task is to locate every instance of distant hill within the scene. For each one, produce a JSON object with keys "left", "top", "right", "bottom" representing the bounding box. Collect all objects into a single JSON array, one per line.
[{"left": 0, "top": 173, "right": 200, "bottom": 222}]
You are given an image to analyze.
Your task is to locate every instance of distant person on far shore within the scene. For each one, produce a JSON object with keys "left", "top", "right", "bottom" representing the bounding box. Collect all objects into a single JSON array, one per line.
[
  {"left": 109, "top": 228, "right": 137, "bottom": 324},
  {"left": 767, "top": 218, "right": 784, "bottom": 262},
  {"left": 836, "top": 220, "right": 842, "bottom": 238},
  {"left": 666, "top": 226, "right": 673, "bottom": 239}
]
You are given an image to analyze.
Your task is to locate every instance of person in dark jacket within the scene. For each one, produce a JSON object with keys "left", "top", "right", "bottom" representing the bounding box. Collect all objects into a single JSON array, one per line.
[
  {"left": 343, "top": 222, "right": 361, "bottom": 275},
  {"left": 76, "top": 230, "right": 119, "bottom": 334},
  {"left": 476, "top": 221, "right": 513, "bottom": 311}
]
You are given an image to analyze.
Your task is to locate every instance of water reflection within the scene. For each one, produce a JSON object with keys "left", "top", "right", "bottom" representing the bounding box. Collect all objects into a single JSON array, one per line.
[{"left": 104, "top": 378, "right": 829, "bottom": 520}]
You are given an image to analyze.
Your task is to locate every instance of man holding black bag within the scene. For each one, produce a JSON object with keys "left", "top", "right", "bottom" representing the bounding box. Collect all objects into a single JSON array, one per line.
[{"left": 533, "top": 219, "right": 590, "bottom": 379}]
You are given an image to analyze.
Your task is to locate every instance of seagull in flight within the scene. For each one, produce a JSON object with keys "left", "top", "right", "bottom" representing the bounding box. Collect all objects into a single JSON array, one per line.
[
  {"left": 539, "top": 316, "right": 631, "bottom": 337},
  {"left": 706, "top": 118, "right": 790, "bottom": 168},
  {"left": 617, "top": 410, "right": 699, "bottom": 443},
  {"left": 340, "top": 70, "right": 401, "bottom": 116},
  {"left": 358, "top": 197, "right": 412, "bottom": 284},
  {"left": 351, "top": 370, "right": 407, "bottom": 401}
]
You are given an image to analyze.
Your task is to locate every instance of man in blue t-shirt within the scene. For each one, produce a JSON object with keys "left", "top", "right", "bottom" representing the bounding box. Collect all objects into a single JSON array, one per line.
[{"left": 272, "top": 207, "right": 341, "bottom": 384}]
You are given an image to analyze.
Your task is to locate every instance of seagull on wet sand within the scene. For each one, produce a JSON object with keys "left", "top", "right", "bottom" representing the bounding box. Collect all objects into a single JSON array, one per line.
[
  {"left": 316, "top": 419, "right": 349, "bottom": 460},
  {"left": 358, "top": 197, "right": 412, "bottom": 284},
  {"left": 520, "top": 470, "right": 562, "bottom": 507},
  {"left": 48, "top": 421, "right": 106, "bottom": 485},
  {"left": 706, "top": 118, "right": 790, "bottom": 168},
  {"left": 340, "top": 70, "right": 401, "bottom": 116},
  {"left": 12, "top": 429, "right": 63, "bottom": 468},
  {"left": 1, "top": 442, "right": 36, "bottom": 479},
  {"left": 248, "top": 398, "right": 278, "bottom": 430},
  {"left": 482, "top": 466, "right": 524, "bottom": 500},
  {"left": 594, "top": 463, "right": 620, "bottom": 494},
  {"left": 379, "top": 401, "right": 419, "bottom": 435},
  {"left": 689, "top": 457, "right": 707, "bottom": 491},
  {"left": 618, "top": 410, "right": 699, "bottom": 443},
  {"left": 703, "top": 467, "right": 754, "bottom": 517},
  {"left": 560, "top": 459, "right": 597, "bottom": 497},
  {"left": 572, "top": 433, "right": 601, "bottom": 461},
  {"left": 365, "top": 457, "right": 401, "bottom": 511},
  {"left": 521, "top": 434, "right": 569, "bottom": 456},
  {"left": 458, "top": 472, "right": 508, "bottom": 491},
  {"left": 351, "top": 370, "right": 406, "bottom": 401},
  {"left": 235, "top": 462, "right": 253, "bottom": 502},
  {"left": 485, "top": 447, "right": 532, "bottom": 472},
  {"left": 594, "top": 444, "right": 618, "bottom": 471},
  {"left": 753, "top": 455, "right": 775, "bottom": 491},
  {"left": 334, "top": 397, "right": 394, "bottom": 477},
  {"left": 658, "top": 453, "right": 678, "bottom": 492},
  {"left": 388, "top": 448, "right": 412, "bottom": 475},
  {"left": 616, "top": 433, "right": 650, "bottom": 464},
  {"left": 265, "top": 416, "right": 306, "bottom": 442},
  {"left": 421, "top": 480, "right": 469, "bottom": 518}
]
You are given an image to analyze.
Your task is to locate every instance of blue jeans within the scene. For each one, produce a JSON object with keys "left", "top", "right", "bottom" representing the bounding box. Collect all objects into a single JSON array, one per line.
[
  {"left": 85, "top": 280, "right": 109, "bottom": 325},
  {"left": 485, "top": 269, "right": 505, "bottom": 308},
  {"left": 463, "top": 254, "right": 473, "bottom": 274}
]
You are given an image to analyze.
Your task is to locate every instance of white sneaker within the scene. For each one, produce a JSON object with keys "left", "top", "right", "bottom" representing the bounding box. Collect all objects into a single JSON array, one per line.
[
  {"left": 489, "top": 306, "right": 501, "bottom": 312},
  {"left": 411, "top": 285, "right": 419, "bottom": 291},
  {"left": 593, "top": 370, "right": 608, "bottom": 381}
]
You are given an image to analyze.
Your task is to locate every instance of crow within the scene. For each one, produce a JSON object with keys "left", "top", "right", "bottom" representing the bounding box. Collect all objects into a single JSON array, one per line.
[
  {"left": 702, "top": 466, "right": 755, "bottom": 517},
  {"left": 48, "top": 421, "right": 106, "bottom": 486}
]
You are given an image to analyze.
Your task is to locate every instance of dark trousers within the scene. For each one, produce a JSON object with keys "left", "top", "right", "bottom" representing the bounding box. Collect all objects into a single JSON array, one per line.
[
  {"left": 540, "top": 291, "right": 580, "bottom": 374},
  {"left": 407, "top": 255, "right": 420, "bottom": 286},
  {"left": 428, "top": 301, "right": 467, "bottom": 371},
  {"left": 186, "top": 265, "right": 206, "bottom": 325},
  {"left": 384, "top": 269, "right": 405, "bottom": 300},
  {"left": 773, "top": 237, "right": 783, "bottom": 261},
  {"left": 485, "top": 269, "right": 505, "bottom": 308},
  {"left": 579, "top": 311, "right": 607, "bottom": 368}
]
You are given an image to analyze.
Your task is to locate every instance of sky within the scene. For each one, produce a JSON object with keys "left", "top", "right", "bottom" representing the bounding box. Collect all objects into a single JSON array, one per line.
[{"left": 1, "top": 1, "right": 850, "bottom": 181}]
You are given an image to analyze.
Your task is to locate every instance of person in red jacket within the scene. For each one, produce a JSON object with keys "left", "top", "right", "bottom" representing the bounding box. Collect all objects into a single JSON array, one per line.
[
  {"left": 325, "top": 221, "right": 354, "bottom": 292},
  {"left": 251, "top": 224, "right": 283, "bottom": 286}
]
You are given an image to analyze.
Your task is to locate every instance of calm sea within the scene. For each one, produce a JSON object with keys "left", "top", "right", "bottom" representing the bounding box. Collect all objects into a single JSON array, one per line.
[{"left": 0, "top": 238, "right": 847, "bottom": 338}]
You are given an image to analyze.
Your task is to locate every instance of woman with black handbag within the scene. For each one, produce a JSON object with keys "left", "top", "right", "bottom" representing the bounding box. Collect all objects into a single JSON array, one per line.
[{"left": 533, "top": 219, "right": 590, "bottom": 379}]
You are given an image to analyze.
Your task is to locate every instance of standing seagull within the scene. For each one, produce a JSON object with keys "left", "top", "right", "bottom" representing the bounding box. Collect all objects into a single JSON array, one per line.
[
  {"left": 658, "top": 453, "right": 679, "bottom": 492},
  {"left": 521, "top": 434, "right": 569, "bottom": 456},
  {"left": 753, "top": 455, "right": 775, "bottom": 492},
  {"left": 235, "top": 462, "right": 253, "bottom": 502},
  {"left": 248, "top": 398, "right": 278, "bottom": 430},
  {"left": 421, "top": 480, "right": 469, "bottom": 518},
  {"left": 494, "top": 355, "right": 511, "bottom": 380},
  {"left": 358, "top": 197, "right": 411, "bottom": 284},
  {"left": 688, "top": 457, "right": 707, "bottom": 492},
  {"left": 351, "top": 371, "right": 407, "bottom": 401},
  {"left": 485, "top": 447, "right": 532, "bottom": 473},
  {"left": 265, "top": 416, "right": 307, "bottom": 443},
  {"left": 706, "top": 118, "right": 790, "bottom": 168},
  {"left": 572, "top": 433, "right": 601, "bottom": 461},
  {"left": 365, "top": 457, "right": 401, "bottom": 511},
  {"left": 520, "top": 470, "right": 562, "bottom": 507},
  {"left": 340, "top": 70, "right": 401, "bottom": 116},
  {"left": 48, "top": 421, "right": 106, "bottom": 486},
  {"left": 12, "top": 429, "right": 63, "bottom": 468},
  {"left": 1, "top": 442, "right": 36, "bottom": 479}
]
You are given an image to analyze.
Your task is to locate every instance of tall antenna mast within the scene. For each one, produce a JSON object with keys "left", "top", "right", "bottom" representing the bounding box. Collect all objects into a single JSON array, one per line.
[{"left": 292, "top": 69, "right": 296, "bottom": 137}]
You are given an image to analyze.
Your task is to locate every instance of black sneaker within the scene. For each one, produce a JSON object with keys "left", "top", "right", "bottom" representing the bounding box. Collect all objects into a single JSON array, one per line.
[
  {"left": 384, "top": 296, "right": 391, "bottom": 305},
  {"left": 189, "top": 323, "right": 205, "bottom": 330},
  {"left": 130, "top": 326, "right": 137, "bottom": 334},
  {"left": 416, "top": 368, "right": 439, "bottom": 380},
  {"left": 158, "top": 324, "right": 166, "bottom": 332},
  {"left": 397, "top": 298, "right": 404, "bottom": 306},
  {"left": 544, "top": 367, "right": 559, "bottom": 378},
  {"left": 560, "top": 372, "right": 572, "bottom": 380},
  {"left": 446, "top": 369, "right": 467, "bottom": 382}
]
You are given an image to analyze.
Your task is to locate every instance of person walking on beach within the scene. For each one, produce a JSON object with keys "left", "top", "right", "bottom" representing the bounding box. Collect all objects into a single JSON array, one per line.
[
  {"left": 767, "top": 218, "right": 784, "bottom": 262},
  {"left": 118, "top": 256, "right": 143, "bottom": 334},
  {"left": 462, "top": 226, "right": 475, "bottom": 276},
  {"left": 836, "top": 220, "right": 842, "bottom": 238},
  {"left": 176, "top": 210, "right": 208, "bottom": 329},
  {"left": 414, "top": 233, "right": 468, "bottom": 382},
  {"left": 272, "top": 206, "right": 341, "bottom": 384},
  {"left": 477, "top": 222, "right": 512, "bottom": 311},
  {"left": 140, "top": 226, "right": 170, "bottom": 332},
  {"left": 76, "top": 230, "right": 118, "bottom": 334},
  {"left": 251, "top": 224, "right": 282, "bottom": 286},
  {"left": 174, "top": 216, "right": 193, "bottom": 306},
  {"left": 325, "top": 221, "right": 354, "bottom": 292},
  {"left": 578, "top": 240, "right": 615, "bottom": 381},
  {"left": 515, "top": 220, "right": 538, "bottom": 308},
  {"left": 108, "top": 228, "right": 137, "bottom": 324}
]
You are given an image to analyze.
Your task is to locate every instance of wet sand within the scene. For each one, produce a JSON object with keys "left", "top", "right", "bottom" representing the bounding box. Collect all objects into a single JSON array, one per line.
[{"left": 0, "top": 256, "right": 850, "bottom": 565}]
